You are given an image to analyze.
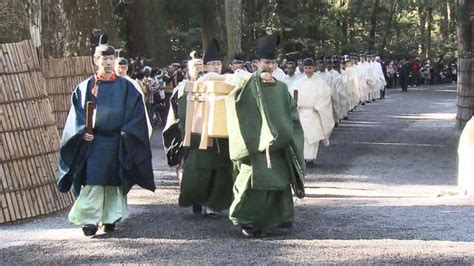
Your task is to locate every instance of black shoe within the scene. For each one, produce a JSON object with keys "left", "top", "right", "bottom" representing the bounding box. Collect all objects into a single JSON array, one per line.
[
  {"left": 192, "top": 204, "right": 202, "bottom": 214},
  {"left": 82, "top": 224, "right": 98, "bottom": 236},
  {"left": 202, "top": 206, "right": 219, "bottom": 219},
  {"left": 343, "top": 116, "right": 349, "bottom": 120},
  {"left": 102, "top": 223, "right": 115, "bottom": 233},
  {"left": 241, "top": 227, "right": 254, "bottom": 238},
  {"left": 240, "top": 225, "right": 266, "bottom": 238},
  {"left": 203, "top": 212, "right": 219, "bottom": 219}
]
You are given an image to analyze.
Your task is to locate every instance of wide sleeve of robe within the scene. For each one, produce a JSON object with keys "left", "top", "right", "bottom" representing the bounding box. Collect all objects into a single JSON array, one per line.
[
  {"left": 119, "top": 79, "right": 156, "bottom": 194},
  {"left": 226, "top": 71, "right": 306, "bottom": 197},
  {"left": 57, "top": 77, "right": 155, "bottom": 195}
]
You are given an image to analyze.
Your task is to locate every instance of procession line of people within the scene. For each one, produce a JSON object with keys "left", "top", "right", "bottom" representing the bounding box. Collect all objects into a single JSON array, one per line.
[
  {"left": 282, "top": 54, "right": 387, "bottom": 163},
  {"left": 57, "top": 30, "right": 386, "bottom": 238}
]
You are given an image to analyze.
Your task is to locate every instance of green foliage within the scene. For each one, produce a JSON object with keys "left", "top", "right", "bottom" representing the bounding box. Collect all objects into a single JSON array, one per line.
[
  {"left": 0, "top": 0, "right": 30, "bottom": 44},
  {"left": 124, "top": 0, "right": 458, "bottom": 65}
]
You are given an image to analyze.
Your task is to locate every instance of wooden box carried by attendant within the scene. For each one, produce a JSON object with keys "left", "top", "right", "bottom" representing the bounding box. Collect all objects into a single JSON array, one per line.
[{"left": 183, "top": 80, "right": 234, "bottom": 149}]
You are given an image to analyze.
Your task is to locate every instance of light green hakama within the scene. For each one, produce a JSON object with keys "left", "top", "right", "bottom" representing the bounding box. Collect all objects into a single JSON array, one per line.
[{"left": 68, "top": 185, "right": 128, "bottom": 225}]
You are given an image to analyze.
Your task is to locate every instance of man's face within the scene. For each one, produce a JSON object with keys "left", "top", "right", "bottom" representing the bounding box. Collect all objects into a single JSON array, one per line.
[
  {"left": 287, "top": 65, "right": 296, "bottom": 76},
  {"left": 318, "top": 63, "right": 326, "bottom": 72},
  {"left": 304, "top": 65, "right": 315, "bottom": 77},
  {"left": 115, "top": 64, "right": 128, "bottom": 76},
  {"left": 144, "top": 69, "right": 151, "bottom": 77},
  {"left": 360, "top": 56, "right": 366, "bottom": 62},
  {"left": 94, "top": 55, "right": 115, "bottom": 74},
  {"left": 257, "top": 59, "right": 275, "bottom": 73},
  {"left": 195, "top": 63, "right": 204, "bottom": 74},
  {"left": 233, "top": 63, "right": 245, "bottom": 71},
  {"left": 251, "top": 59, "right": 259, "bottom": 70},
  {"left": 271, "top": 60, "right": 278, "bottom": 71},
  {"left": 205, "top": 60, "right": 222, "bottom": 74},
  {"left": 297, "top": 61, "right": 303, "bottom": 71}
]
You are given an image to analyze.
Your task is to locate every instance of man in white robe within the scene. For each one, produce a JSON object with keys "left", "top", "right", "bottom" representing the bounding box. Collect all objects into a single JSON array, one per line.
[
  {"left": 356, "top": 54, "right": 372, "bottom": 103},
  {"left": 316, "top": 59, "right": 342, "bottom": 124},
  {"left": 295, "top": 59, "right": 304, "bottom": 77},
  {"left": 328, "top": 59, "right": 351, "bottom": 120},
  {"left": 281, "top": 61, "right": 300, "bottom": 88},
  {"left": 374, "top": 56, "right": 387, "bottom": 99},
  {"left": 458, "top": 116, "right": 474, "bottom": 196},
  {"left": 289, "top": 58, "right": 334, "bottom": 165},
  {"left": 272, "top": 61, "right": 286, "bottom": 80},
  {"left": 342, "top": 56, "right": 361, "bottom": 110},
  {"left": 366, "top": 54, "right": 382, "bottom": 100}
]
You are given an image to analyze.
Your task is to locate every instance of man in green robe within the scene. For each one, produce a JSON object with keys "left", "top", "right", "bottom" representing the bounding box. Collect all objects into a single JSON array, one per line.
[
  {"left": 226, "top": 34, "right": 305, "bottom": 238},
  {"left": 176, "top": 39, "right": 234, "bottom": 218}
]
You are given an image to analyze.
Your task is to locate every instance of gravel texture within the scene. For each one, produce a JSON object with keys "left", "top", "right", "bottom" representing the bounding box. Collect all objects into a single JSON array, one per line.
[{"left": 0, "top": 84, "right": 473, "bottom": 264}]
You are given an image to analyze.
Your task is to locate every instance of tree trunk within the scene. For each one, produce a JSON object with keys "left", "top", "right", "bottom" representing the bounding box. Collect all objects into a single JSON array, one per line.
[
  {"left": 440, "top": 0, "right": 449, "bottom": 41},
  {"left": 27, "top": 0, "right": 42, "bottom": 48},
  {"left": 224, "top": 0, "right": 242, "bottom": 64},
  {"left": 368, "top": 0, "right": 379, "bottom": 51},
  {"left": 340, "top": 0, "right": 349, "bottom": 52},
  {"left": 418, "top": 5, "right": 427, "bottom": 58},
  {"left": 41, "top": 0, "right": 120, "bottom": 58},
  {"left": 455, "top": 0, "right": 474, "bottom": 129},
  {"left": 448, "top": 0, "right": 457, "bottom": 30},
  {"left": 201, "top": 0, "right": 221, "bottom": 52},
  {"left": 380, "top": 0, "right": 397, "bottom": 56},
  {"left": 426, "top": 6, "right": 433, "bottom": 59}
]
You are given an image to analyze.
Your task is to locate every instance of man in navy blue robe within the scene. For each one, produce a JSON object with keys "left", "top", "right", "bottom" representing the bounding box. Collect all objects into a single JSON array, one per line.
[{"left": 57, "top": 34, "right": 155, "bottom": 236}]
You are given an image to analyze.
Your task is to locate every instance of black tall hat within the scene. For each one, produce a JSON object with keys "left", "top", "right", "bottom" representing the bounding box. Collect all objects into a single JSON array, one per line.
[
  {"left": 255, "top": 33, "right": 280, "bottom": 60},
  {"left": 203, "top": 38, "right": 221, "bottom": 64},
  {"left": 94, "top": 33, "right": 115, "bottom": 56}
]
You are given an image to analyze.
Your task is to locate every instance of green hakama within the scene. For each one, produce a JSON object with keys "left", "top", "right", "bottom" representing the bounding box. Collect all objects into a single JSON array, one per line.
[
  {"left": 176, "top": 87, "right": 234, "bottom": 212},
  {"left": 226, "top": 71, "right": 305, "bottom": 230}
]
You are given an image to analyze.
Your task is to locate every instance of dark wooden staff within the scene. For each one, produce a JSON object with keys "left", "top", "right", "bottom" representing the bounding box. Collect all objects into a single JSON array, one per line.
[
  {"left": 293, "top": 89, "right": 299, "bottom": 106},
  {"left": 86, "top": 101, "right": 95, "bottom": 134}
]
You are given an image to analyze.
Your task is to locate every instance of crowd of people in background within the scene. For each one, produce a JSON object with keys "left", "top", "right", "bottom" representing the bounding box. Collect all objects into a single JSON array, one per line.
[
  {"left": 122, "top": 53, "right": 458, "bottom": 129},
  {"left": 386, "top": 56, "right": 458, "bottom": 89}
]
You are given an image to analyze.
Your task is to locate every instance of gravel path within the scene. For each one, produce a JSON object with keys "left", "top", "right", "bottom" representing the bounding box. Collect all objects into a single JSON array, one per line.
[{"left": 1, "top": 84, "right": 473, "bottom": 264}]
